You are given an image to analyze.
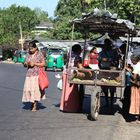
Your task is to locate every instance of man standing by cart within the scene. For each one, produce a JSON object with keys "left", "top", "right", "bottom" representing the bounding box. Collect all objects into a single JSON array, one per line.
[{"left": 98, "top": 38, "right": 119, "bottom": 108}]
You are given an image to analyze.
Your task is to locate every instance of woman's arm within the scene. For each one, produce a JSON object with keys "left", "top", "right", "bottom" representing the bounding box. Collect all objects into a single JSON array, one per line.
[
  {"left": 23, "top": 62, "right": 28, "bottom": 67},
  {"left": 33, "top": 59, "right": 45, "bottom": 67},
  {"left": 23, "top": 54, "right": 29, "bottom": 67},
  {"left": 125, "top": 67, "right": 137, "bottom": 81},
  {"left": 77, "top": 62, "right": 92, "bottom": 76},
  {"left": 30, "top": 52, "right": 46, "bottom": 68}
]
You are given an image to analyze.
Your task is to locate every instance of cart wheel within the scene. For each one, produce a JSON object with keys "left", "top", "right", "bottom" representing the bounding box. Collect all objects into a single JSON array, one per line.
[{"left": 90, "top": 91, "right": 100, "bottom": 121}]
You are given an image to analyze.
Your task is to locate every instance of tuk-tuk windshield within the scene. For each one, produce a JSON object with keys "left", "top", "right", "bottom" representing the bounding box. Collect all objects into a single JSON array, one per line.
[{"left": 49, "top": 48, "right": 63, "bottom": 55}]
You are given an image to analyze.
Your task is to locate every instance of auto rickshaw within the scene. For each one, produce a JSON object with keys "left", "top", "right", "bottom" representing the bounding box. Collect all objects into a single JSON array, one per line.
[
  {"left": 45, "top": 47, "right": 64, "bottom": 71},
  {"left": 13, "top": 50, "right": 27, "bottom": 63}
]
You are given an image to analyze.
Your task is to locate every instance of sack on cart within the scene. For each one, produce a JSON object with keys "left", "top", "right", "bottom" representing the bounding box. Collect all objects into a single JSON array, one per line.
[{"left": 57, "top": 79, "right": 62, "bottom": 90}]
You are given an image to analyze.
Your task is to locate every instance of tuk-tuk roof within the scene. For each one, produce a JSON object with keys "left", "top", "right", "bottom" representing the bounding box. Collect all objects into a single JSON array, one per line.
[
  {"left": 48, "top": 46, "right": 63, "bottom": 50},
  {"left": 71, "top": 12, "right": 136, "bottom": 36}
]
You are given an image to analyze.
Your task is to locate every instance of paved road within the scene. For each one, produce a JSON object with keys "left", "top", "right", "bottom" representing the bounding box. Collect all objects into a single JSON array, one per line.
[{"left": 0, "top": 63, "right": 139, "bottom": 140}]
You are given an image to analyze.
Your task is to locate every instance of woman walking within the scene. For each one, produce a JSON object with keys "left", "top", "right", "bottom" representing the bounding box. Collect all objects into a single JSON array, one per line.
[{"left": 22, "top": 40, "right": 46, "bottom": 111}]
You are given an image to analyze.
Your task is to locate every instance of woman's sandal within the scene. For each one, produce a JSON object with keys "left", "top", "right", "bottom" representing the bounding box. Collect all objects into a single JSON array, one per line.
[
  {"left": 130, "top": 121, "right": 137, "bottom": 124},
  {"left": 136, "top": 120, "right": 140, "bottom": 124},
  {"left": 136, "top": 121, "right": 140, "bottom": 124},
  {"left": 134, "top": 116, "right": 140, "bottom": 124}
]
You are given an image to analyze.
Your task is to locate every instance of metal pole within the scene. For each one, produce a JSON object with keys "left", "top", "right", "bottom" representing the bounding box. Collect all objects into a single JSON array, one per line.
[
  {"left": 104, "top": 0, "right": 107, "bottom": 10},
  {"left": 125, "top": 31, "right": 130, "bottom": 65},
  {"left": 19, "top": 22, "right": 23, "bottom": 51},
  {"left": 120, "top": 31, "right": 130, "bottom": 99},
  {"left": 71, "top": 23, "right": 75, "bottom": 41},
  {"left": 69, "top": 23, "right": 75, "bottom": 67}
]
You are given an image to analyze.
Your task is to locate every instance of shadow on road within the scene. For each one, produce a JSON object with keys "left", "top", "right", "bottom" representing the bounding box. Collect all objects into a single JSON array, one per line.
[
  {"left": 84, "top": 94, "right": 138, "bottom": 122},
  {"left": 22, "top": 102, "right": 46, "bottom": 110},
  {"left": 118, "top": 110, "right": 136, "bottom": 122},
  {"left": 83, "top": 94, "right": 122, "bottom": 116},
  {"left": 117, "top": 100, "right": 136, "bottom": 123}
]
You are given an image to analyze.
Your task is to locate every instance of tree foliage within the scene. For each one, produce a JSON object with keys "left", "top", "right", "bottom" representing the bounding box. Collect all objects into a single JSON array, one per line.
[
  {"left": 0, "top": 0, "right": 140, "bottom": 47},
  {"left": 34, "top": 8, "right": 49, "bottom": 22},
  {"left": 53, "top": 0, "right": 84, "bottom": 40},
  {"left": 117, "top": 0, "right": 140, "bottom": 24},
  {"left": 53, "top": 0, "right": 140, "bottom": 40},
  {"left": 0, "top": 4, "right": 48, "bottom": 48}
]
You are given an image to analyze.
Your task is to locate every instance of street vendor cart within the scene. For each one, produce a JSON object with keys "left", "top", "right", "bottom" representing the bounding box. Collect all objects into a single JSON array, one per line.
[{"left": 68, "top": 10, "right": 136, "bottom": 120}]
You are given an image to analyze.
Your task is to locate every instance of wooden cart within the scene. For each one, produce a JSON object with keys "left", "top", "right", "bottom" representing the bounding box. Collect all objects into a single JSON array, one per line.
[{"left": 68, "top": 11, "right": 136, "bottom": 120}]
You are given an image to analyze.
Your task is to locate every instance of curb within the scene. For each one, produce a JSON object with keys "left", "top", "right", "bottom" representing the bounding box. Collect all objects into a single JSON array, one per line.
[{"left": 1, "top": 61, "right": 21, "bottom": 64}]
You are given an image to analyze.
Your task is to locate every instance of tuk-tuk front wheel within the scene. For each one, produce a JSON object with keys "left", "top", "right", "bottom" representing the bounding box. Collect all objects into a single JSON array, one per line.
[{"left": 53, "top": 67, "right": 56, "bottom": 72}]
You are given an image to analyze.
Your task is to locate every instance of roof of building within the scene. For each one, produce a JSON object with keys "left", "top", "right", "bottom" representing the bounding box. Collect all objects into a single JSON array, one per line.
[{"left": 35, "top": 22, "right": 53, "bottom": 29}]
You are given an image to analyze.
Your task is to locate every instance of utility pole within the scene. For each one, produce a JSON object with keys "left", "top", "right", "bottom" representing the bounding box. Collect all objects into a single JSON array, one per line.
[
  {"left": 80, "top": 0, "right": 84, "bottom": 13},
  {"left": 19, "top": 22, "right": 24, "bottom": 51},
  {"left": 104, "top": 0, "right": 107, "bottom": 10}
]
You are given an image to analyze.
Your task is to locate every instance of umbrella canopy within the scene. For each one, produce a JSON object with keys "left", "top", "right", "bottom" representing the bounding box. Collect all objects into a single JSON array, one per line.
[
  {"left": 88, "top": 34, "right": 124, "bottom": 48},
  {"left": 70, "top": 10, "right": 136, "bottom": 37}
]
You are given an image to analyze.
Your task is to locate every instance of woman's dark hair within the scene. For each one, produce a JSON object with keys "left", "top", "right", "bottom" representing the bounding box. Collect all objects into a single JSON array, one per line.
[
  {"left": 90, "top": 47, "right": 96, "bottom": 53},
  {"left": 130, "top": 54, "right": 140, "bottom": 63},
  {"left": 104, "top": 38, "right": 112, "bottom": 50},
  {"left": 119, "top": 43, "right": 126, "bottom": 54},
  {"left": 72, "top": 44, "right": 82, "bottom": 52},
  {"left": 29, "top": 40, "right": 38, "bottom": 48},
  {"left": 104, "top": 38, "right": 112, "bottom": 45},
  {"left": 31, "top": 40, "right": 39, "bottom": 44}
]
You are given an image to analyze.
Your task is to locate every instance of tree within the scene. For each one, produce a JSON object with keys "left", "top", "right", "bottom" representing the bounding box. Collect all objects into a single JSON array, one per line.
[
  {"left": 53, "top": 0, "right": 140, "bottom": 40},
  {"left": 117, "top": 0, "right": 140, "bottom": 24},
  {"left": 85, "top": 0, "right": 92, "bottom": 4},
  {"left": 53, "top": 0, "right": 85, "bottom": 40},
  {"left": 0, "top": 4, "right": 40, "bottom": 48},
  {"left": 34, "top": 8, "right": 49, "bottom": 23}
]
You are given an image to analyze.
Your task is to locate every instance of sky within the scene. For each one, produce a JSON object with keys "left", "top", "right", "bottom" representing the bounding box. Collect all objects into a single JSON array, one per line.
[{"left": 0, "top": 0, "right": 59, "bottom": 17}]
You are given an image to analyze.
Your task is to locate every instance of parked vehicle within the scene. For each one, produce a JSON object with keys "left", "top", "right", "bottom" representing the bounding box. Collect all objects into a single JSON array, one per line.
[
  {"left": 13, "top": 50, "right": 27, "bottom": 63},
  {"left": 39, "top": 47, "right": 48, "bottom": 57},
  {"left": 45, "top": 47, "right": 64, "bottom": 71}
]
